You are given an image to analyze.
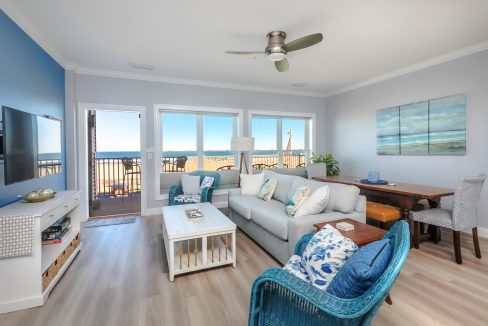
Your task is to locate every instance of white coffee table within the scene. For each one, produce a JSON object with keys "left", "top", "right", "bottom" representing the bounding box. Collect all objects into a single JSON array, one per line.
[{"left": 162, "top": 203, "right": 237, "bottom": 281}]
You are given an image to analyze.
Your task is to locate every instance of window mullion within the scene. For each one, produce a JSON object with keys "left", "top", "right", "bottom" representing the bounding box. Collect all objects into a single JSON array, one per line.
[
  {"left": 304, "top": 119, "right": 310, "bottom": 164},
  {"left": 197, "top": 114, "right": 204, "bottom": 170},
  {"left": 277, "top": 118, "right": 283, "bottom": 168}
]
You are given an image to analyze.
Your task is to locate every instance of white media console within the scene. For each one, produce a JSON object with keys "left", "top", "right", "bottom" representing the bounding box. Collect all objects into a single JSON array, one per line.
[{"left": 0, "top": 190, "right": 82, "bottom": 314}]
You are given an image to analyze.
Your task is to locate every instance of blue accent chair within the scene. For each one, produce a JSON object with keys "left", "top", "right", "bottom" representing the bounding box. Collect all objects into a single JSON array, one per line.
[
  {"left": 168, "top": 171, "right": 221, "bottom": 206},
  {"left": 248, "top": 220, "right": 410, "bottom": 326}
]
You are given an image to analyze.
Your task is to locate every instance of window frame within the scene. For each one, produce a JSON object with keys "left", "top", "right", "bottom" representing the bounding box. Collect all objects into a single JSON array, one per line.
[
  {"left": 248, "top": 110, "right": 315, "bottom": 170},
  {"left": 154, "top": 104, "right": 243, "bottom": 201}
]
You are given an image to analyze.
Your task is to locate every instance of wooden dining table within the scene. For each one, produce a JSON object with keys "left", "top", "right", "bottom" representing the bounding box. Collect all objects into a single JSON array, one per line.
[{"left": 313, "top": 175, "right": 455, "bottom": 243}]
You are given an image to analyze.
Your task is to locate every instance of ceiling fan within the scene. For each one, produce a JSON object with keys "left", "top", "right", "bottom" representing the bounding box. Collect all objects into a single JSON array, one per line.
[{"left": 225, "top": 31, "right": 323, "bottom": 72}]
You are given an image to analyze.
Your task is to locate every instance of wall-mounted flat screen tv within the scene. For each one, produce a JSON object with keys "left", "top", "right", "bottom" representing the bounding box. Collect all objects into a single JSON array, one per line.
[{"left": 1, "top": 106, "right": 62, "bottom": 185}]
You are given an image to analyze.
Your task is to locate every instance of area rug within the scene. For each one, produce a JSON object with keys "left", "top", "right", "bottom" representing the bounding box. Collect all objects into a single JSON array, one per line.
[{"left": 84, "top": 216, "right": 136, "bottom": 228}]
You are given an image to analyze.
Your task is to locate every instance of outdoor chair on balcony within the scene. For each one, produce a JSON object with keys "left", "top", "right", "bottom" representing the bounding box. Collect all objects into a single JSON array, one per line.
[
  {"left": 165, "top": 156, "right": 188, "bottom": 172},
  {"left": 217, "top": 165, "right": 234, "bottom": 171},
  {"left": 248, "top": 221, "right": 410, "bottom": 326},
  {"left": 121, "top": 157, "right": 141, "bottom": 196},
  {"left": 168, "top": 171, "right": 221, "bottom": 206}
]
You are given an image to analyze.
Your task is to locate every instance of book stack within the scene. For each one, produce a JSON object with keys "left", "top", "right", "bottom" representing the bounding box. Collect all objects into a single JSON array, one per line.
[
  {"left": 185, "top": 208, "right": 204, "bottom": 222},
  {"left": 42, "top": 216, "right": 71, "bottom": 245}
]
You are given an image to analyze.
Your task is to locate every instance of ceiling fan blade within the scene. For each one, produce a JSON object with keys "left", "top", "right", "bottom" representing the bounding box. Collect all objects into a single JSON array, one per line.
[
  {"left": 275, "top": 58, "right": 289, "bottom": 72},
  {"left": 225, "top": 51, "right": 263, "bottom": 55},
  {"left": 284, "top": 33, "right": 323, "bottom": 52}
]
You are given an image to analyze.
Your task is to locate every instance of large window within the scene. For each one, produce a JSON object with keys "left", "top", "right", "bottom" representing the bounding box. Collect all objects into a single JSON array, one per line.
[
  {"left": 159, "top": 108, "right": 239, "bottom": 173},
  {"left": 251, "top": 113, "right": 312, "bottom": 169}
]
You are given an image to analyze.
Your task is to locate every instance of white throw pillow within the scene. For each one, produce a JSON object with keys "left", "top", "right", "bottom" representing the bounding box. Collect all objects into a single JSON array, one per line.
[
  {"left": 302, "top": 224, "right": 358, "bottom": 290},
  {"left": 181, "top": 174, "right": 201, "bottom": 195},
  {"left": 240, "top": 173, "right": 264, "bottom": 195},
  {"left": 295, "top": 186, "right": 330, "bottom": 217}
]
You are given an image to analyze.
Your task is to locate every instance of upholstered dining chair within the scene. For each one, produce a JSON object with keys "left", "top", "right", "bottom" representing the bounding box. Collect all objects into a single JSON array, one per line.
[{"left": 412, "top": 174, "right": 486, "bottom": 264}]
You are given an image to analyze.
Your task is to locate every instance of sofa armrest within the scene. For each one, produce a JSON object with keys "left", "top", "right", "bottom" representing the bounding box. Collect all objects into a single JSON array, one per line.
[
  {"left": 287, "top": 214, "right": 330, "bottom": 258},
  {"left": 168, "top": 185, "right": 183, "bottom": 206},
  {"left": 227, "top": 188, "right": 241, "bottom": 197},
  {"left": 200, "top": 187, "right": 214, "bottom": 203},
  {"left": 355, "top": 195, "right": 366, "bottom": 214}
]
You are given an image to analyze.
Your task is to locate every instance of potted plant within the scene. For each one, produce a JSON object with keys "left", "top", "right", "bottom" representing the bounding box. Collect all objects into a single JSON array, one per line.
[{"left": 310, "top": 153, "right": 340, "bottom": 176}]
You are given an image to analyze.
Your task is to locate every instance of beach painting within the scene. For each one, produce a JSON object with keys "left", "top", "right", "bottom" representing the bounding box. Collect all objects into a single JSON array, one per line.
[
  {"left": 376, "top": 94, "right": 466, "bottom": 156},
  {"left": 400, "top": 101, "right": 429, "bottom": 155},
  {"left": 428, "top": 94, "right": 466, "bottom": 155},
  {"left": 376, "top": 106, "right": 400, "bottom": 155}
]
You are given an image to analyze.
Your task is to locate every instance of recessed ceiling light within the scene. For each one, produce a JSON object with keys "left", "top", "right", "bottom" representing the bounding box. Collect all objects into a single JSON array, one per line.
[
  {"left": 129, "top": 63, "right": 155, "bottom": 70},
  {"left": 289, "top": 83, "right": 308, "bottom": 88}
]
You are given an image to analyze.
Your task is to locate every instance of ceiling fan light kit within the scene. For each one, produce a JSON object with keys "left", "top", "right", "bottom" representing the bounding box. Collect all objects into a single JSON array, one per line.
[{"left": 226, "top": 30, "right": 323, "bottom": 72}]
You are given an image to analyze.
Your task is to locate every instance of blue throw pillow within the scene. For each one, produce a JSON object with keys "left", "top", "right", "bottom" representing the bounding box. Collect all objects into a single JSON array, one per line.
[{"left": 326, "top": 239, "right": 392, "bottom": 299}]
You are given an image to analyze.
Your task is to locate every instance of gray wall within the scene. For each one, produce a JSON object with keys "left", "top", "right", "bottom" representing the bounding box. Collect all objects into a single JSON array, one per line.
[
  {"left": 69, "top": 74, "right": 327, "bottom": 211},
  {"left": 325, "top": 49, "right": 488, "bottom": 230}
]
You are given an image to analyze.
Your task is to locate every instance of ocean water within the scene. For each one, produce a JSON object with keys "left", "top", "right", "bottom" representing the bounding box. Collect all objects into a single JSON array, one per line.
[{"left": 95, "top": 150, "right": 305, "bottom": 159}]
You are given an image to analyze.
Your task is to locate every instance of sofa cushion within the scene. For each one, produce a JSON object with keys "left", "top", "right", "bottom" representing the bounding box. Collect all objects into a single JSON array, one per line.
[
  {"left": 174, "top": 194, "right": 201, "bottom": 204},
  {"left": 228, "top": 195, "right": 265, "bottom": 219},
  {"left": 287, "top": 177, "right": 325, "bottom": 202},
  {"left": 325, "top": 183, "right": 360, "bottom": 214},
  {"left": 302, "top": 224, "right": 358, "bottom": 290},
  {"left": 327, "top": 239, "right": 392, "bottom": 299},
  {"left": 263, "top": 170, "right": 294, "bottom": 204},
  {"left": 251, "top": 200, "right": 289, "bottom": 240}
]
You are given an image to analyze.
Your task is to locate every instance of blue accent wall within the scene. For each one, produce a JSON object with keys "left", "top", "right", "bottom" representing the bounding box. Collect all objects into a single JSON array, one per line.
[{"left": 0, "top": 10, "right": 66, "bottom": 206}]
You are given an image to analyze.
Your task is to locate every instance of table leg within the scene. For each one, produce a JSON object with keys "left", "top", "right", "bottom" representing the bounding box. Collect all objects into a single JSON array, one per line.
[
  {"left": 169, "top": 240, "right": 175, "bottom": 282},
  {"left": 398, "top": 197, "right": 414, "bottom": 249},
  {"left": 232, "top": 230, "right": 237, "bottom": 268}
]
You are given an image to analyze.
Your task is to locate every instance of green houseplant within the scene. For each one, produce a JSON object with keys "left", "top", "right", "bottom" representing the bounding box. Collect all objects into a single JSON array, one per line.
[{"left": 310, "top": 153, "right": 340, "bottom": 176}]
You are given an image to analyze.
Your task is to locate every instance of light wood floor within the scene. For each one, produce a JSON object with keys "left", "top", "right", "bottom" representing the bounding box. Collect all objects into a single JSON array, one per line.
[{"left": 1, "top": 214, "right": 487, "bottom": 326}]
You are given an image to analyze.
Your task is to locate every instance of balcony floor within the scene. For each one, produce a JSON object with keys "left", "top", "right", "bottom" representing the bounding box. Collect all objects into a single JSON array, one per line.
[{"left": 91, "top": 193, "right": 141, "bottom": 218}]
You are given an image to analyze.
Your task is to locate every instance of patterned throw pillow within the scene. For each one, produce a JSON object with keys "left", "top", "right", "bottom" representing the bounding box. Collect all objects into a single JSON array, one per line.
[
  {"left": 302, "top": 224, "right": 358, "bottom": 290},
  {"left": 257, "top": 177, "right": 278, "bottom": 201},
  {"left": 199, "top": 176, "right": 215, "bottom": 194},
  {"left": 286, "top": 185, "right": 310, "bottom": 216},
  {"left": 283, "top": 254, "right": 310, "bottom": 283}
]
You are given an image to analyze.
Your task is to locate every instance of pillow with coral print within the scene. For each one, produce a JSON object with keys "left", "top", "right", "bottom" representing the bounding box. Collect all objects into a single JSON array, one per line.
[{"left": 302, "top": 224, "right": 358, "bottom": 290}]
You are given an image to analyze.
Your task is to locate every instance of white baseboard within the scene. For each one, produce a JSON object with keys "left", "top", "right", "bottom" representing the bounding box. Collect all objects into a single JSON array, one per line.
[
  {"left": 0, "top": 295, "right": 43, "bottom": 315},
  {"left": 461, "top": 226, "right": 488, "bottom": 239}
]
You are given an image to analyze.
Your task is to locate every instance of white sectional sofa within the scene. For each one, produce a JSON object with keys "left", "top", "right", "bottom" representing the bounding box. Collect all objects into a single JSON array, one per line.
[{"left": 228, "top": 170, "right": 366, "bottom": 264}]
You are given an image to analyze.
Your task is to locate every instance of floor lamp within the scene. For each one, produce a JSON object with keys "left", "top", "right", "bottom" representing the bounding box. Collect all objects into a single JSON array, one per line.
[{"left": 231, "top": 137, "right": 255, "bottom": 187}]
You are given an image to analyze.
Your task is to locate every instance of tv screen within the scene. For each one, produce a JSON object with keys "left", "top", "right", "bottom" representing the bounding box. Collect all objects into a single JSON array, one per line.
[{"left": 2, "top": 106, "right": 38, "bottom": 184}]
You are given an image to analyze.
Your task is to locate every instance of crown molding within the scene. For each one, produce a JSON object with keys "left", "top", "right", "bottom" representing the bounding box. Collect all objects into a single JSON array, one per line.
[
  {"left": 0, "top": 1, "right": 68, "bottom": 68},
  {"left": 74, "top": 66, "right": 328, "bottom": 98},
  {"left": 325, "top": 40, "right": 488, "bottom": 98}
]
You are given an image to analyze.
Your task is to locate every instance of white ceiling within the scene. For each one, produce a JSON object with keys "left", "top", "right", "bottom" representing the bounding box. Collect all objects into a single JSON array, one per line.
[{"left": 4, "top": 0, "right": 488, "bottom": 96}]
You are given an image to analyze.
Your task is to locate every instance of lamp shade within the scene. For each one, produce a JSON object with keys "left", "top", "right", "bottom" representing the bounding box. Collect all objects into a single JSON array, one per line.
[{"left": 231, "top": 137, "right": 254, "bottom": 152}]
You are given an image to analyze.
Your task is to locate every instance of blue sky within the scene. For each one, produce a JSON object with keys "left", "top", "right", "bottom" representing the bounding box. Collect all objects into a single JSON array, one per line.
[
  {"left": 37, "top": 116, "right": 61, "bottom": 154},
  {"left": 96, "top": 111, "right": 140, "bottom": 151},
  {"left": 95, "top": 111, "right": 305, "bottom": 152}
]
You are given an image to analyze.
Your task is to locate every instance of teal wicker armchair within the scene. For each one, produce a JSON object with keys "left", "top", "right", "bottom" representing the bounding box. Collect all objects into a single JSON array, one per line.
[
  {"left": 248, "top": 220, "right": 410, "bottom": 326},
  {"left": 168, "top": 171, "right": 221, "bottom": 206}
]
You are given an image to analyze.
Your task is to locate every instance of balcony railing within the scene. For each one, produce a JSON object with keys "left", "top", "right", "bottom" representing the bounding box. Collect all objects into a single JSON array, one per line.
[
  {"left": 38, "top": 159, "right": 62, "bottom": 177},
  {"left": 94, "top": 158, "right": 141, "bottom": 198},
  {"left": 93, "top": 154, "right": 306, "bottom": 198}
]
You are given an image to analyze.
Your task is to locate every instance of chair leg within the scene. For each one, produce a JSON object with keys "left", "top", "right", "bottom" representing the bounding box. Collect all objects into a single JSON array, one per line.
[
  {"left": 473, "top": 227, "right": 482, "bottom": 259},
  {"left": 453, "top": 230, "right": 462, "bottom": 264},
  {"left": 413, "top": 221, "right": 420, "bottom": 249},
  {"left": 385, "top": 294, "right": 393, "bottom": 305}
]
